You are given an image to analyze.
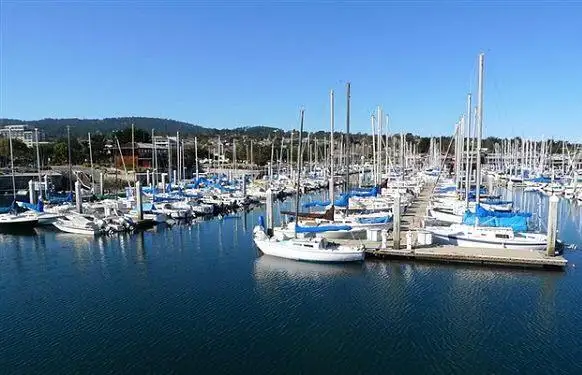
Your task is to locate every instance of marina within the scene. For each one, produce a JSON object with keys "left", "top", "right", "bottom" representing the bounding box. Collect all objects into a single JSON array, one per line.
[{"left": 2, "top": 2, "right": 581, "bottom": 372}]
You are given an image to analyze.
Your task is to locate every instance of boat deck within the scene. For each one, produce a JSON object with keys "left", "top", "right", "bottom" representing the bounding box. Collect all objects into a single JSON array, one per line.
[{"left": 334, "top": 184, "right": 568, "bottom": 270}]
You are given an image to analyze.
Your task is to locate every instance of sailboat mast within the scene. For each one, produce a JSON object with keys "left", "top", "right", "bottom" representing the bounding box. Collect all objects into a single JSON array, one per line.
[
  {"left": 475, "top": 53, "right": 485, "bottom": 204},
  {"left": 35, "top": 128, "right": 42, "bottom": 197},
  {"left": 152, "top": 129, "right": 157, "bottom": 186},
  {"left": 131, "top": 122, "right": 136, "bottom": 182},
  {"left": 329, "top": 89, "right": 335, "bottom": 202},
  {"left": 67, "top": 125, "right": 73, "bottom": 192},
  {"left": 8, "top": 127, "right": 16, "bottom": 200},
  {"left": 88, "top": 132, "right": 95, "bottom": 193},
  {"left": 345, "top": 82, "right": 351, "bottom": 192},
  {"left": 294, "top": 109, "right": 305, "bottom": 238},
  {"left": 371, "top": 115, "right": 376, "bottom": 186},
  {"left": 464, "top": 93, "right": 472, "bottom": 207}
]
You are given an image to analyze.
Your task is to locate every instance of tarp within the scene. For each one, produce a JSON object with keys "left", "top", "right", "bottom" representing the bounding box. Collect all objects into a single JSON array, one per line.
[
  {"left": 18, "top": 199, "right": 44, "bottom": 213},
  {"left": 462, "top": 212, "right": 529, "bottom": 232},
  {"left": 295, "top": 224, "right": 352, "bottom": 233},
  {"left": 463, "top": 204, "right": 531, "bottom": 231},
  {"left": 356, "top": 216, "right": 392, "bottom": 224},
  {"left": 349, "top": 186, "right": 378, "bottom": 197},
  {"left": 474, "top": 204, "right": 531, "bottom": 218},
  {"left": 530, "top": 176, "right": 551, "bottom": 183},
  {"left": 142, "top": 203, "right": 155, "bottom": 212},
  {"left": 47, "top": 192, "right": 73, "bottom": 204},
  {"left": 0, "top": 200, "right": 18, "bottom": 214}
]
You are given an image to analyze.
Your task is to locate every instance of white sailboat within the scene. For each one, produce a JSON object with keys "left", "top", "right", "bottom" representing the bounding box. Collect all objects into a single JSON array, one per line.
[
  {"left": 424, "top": 223, "right": 548, "bottom": 251},
  {"left": 425, "top": 54, "right": 553, "bottom": 252},
  {"left": 253, "top": 100, "right": 365, "bottom": 263},
  {"left": 0, "top": 127, "right": 39, "bottom": 231}
]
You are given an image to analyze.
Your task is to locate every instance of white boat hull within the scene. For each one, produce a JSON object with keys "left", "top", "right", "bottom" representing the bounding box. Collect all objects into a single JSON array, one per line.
[
  {"left": 254, "top": 239, "right": 364, "bottom": 262},
  {"left": 426, "top": 228, "right": 547, "bottom": 251},
  {"left": 53, "top": 221, "right": 99, "bottom": 235},
  {"left": 428, "top": 208, "right": 463, "bottom": 224}
]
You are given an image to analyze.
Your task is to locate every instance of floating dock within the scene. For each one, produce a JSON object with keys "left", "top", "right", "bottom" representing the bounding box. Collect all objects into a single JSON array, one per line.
[{"left": 337, "top": 186, "right": 568, "bottom": 270}]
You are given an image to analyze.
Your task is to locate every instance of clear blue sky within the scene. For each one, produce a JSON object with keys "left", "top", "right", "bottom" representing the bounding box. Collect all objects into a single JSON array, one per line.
[{"left": 1, "top": 1, "right": 581, "bottom": 138}]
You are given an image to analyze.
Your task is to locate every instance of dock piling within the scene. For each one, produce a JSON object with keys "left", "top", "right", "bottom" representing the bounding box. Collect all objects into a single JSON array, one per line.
[
  {"left": 161, "top": 173, "right": 166, "bottom": 193},
  {"left": 242, "top": 176, "right": 247, "bottom": 197},
  {"left": 28, "top": 180, "right": 36, "bottom": 204},
  {"left": 266, "top": 188, "right": 274, "bottom": 236},
  {"left": 136, "top": 181, "right": 143, "bottom": 221},
  {"left": 146, "top": 170, "right": 151, "bottom": 187},
  {"left": 393, "top": 192, "right": 401, "bottom": 250},
  {"left": 547, "top": 194, "right": 559, "bottom": 256},
  {"left": 329, "top": 177, "right": 335, "bottom": 203},
  {"left": 75, "top": 180, "right": 82, "bottom": 213},
  {"left": 99, "top": 172, "right": 104, "bottom": 195}
]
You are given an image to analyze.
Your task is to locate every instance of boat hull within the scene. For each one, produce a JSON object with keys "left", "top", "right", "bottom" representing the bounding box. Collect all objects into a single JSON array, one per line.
[
  {"left": 254, "top": 239, "right": 364, "bottom": 262},
  {"left": 428, "top": 231, "right": 547, "bottom": 251},
  {"left": 52, "top": 221, "right": 99, "bottom": 235}
]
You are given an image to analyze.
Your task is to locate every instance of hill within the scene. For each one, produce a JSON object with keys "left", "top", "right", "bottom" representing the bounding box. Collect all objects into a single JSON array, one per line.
[{"left": 0, "top": 117, "right": 222, "bottom": 138}]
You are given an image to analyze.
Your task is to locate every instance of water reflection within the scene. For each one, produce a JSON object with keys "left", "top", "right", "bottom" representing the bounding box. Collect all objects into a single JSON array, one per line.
[{"left": 254, "top": 255, "right": 364, "bottom": 284}]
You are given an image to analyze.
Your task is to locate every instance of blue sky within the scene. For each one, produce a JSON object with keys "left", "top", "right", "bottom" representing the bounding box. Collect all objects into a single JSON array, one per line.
[{"left": 1, "top": 1, "right": 581, "bottom": 138}]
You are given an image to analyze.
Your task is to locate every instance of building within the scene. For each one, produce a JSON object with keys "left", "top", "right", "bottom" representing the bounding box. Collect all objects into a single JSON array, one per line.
[{"left": 0, "top": 124, "right": 45, "bottom": 147}]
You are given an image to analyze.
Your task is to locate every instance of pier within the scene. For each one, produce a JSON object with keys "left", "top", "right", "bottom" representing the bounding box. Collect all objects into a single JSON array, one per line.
[{"left": 337, "top": 186, "right": 568, "bottom": 270}]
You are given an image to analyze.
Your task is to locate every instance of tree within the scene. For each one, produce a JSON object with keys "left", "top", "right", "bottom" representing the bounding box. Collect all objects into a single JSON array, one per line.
[
  {"left": 114, "top": 127, "right": 151, "bottom": 144},
  {"left": 0, "top": 138, "right": 33, "bottom": 167}
]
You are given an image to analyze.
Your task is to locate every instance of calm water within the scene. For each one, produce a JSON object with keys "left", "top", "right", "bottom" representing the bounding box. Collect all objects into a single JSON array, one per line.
[{"left": 2, "top": 190, "right": 582, "bottom": 374}]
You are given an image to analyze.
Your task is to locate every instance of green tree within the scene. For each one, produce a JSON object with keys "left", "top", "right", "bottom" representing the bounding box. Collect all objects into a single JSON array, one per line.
[{"left": 114, "top": 127, "right": 151, "bottom": 144}]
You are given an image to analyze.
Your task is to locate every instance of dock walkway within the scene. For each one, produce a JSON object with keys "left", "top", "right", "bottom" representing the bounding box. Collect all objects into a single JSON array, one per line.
[{"left": 336, "top": 185, "right": 568, "bottom": 270}]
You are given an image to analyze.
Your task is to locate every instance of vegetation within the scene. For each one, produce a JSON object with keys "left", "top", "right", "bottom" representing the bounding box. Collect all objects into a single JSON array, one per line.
[{"left": 0, "top": 117, "right": 577, "bottom": 169}]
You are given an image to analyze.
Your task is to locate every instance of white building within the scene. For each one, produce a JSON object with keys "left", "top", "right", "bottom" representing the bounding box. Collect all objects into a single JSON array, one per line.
[{"left": 0, "top": 124, "right": 45, "bottom": 147}]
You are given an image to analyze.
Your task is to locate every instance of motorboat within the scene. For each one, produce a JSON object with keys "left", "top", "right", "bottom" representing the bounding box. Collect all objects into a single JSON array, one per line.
[{"left": 52, "top": 214, "right": 102, "bottom": 235}]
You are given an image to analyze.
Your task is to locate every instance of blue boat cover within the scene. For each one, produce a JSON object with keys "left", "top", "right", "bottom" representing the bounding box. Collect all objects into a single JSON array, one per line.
[
  {"left": 462, "top": 204, "right": 531, "bottom": 231},
  {"left": 349, "top": 186, "right": 379, "bottom": 197},
  {"left": 356, "top": 216, "right": 392, "bottom": 224},
  {"left": 48, "top": 192, "right": 73, "bottom": 204},
  {"left": 295, "top": 224, "right": 352, "bottom": 233},
  {"left": 141, "top": 203, "right": 155, "bottom": 212},
  {"left": 530, "top": 176, "right": 551, "bottom": 183}
]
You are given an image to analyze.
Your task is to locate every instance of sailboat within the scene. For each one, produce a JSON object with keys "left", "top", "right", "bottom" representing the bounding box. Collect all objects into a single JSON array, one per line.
[
  {"left": 0, "top": 127, "right": 39, "bottom": 231},
  {"left": 424, "top": 53, "right": 553, "bottom": 251},
  {"left": 253, "top": 99, "right": 365, "bottom": 263}
]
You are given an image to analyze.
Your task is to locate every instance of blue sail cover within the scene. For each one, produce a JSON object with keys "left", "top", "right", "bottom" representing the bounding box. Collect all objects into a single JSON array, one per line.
[
  {"left": 474, "top": 204, "right": 531, "bottom": 218},
  {"left": 295, "top": 224, "right": 352, "bottom": 233},
  {"left": 349, "top": 186, "right": 379, "bottom": 197},
  {"left": 303, "top": 200, "right": 330, "bottom": 208},
  {"left": 530, "top": 176, "right": 551, "bottom": 183},
  {"left": 435, "top": 186, "right": 456, "bottom": 193},
  {"left": 356, "top": 216, "right": 392, "bottom": 224},
  {"left": 47, "top": 192, "right": 73, "bottom": 204},
  {"left": 462, "top": 204, "right": 531, "bottom": 231},
  {"left": 141, "top": 203, "right": 155, "bottom": 212},
  {"left": 462, "top": 213, "right": 528, "bottom": 232},
  {"left": 0, "top": 200, "right": 19, "bottom": 214}
]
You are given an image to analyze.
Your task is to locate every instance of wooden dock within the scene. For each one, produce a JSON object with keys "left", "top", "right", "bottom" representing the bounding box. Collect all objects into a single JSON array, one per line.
[{"left": 336, "top": 185, "right": 568, "bottom": 270}]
